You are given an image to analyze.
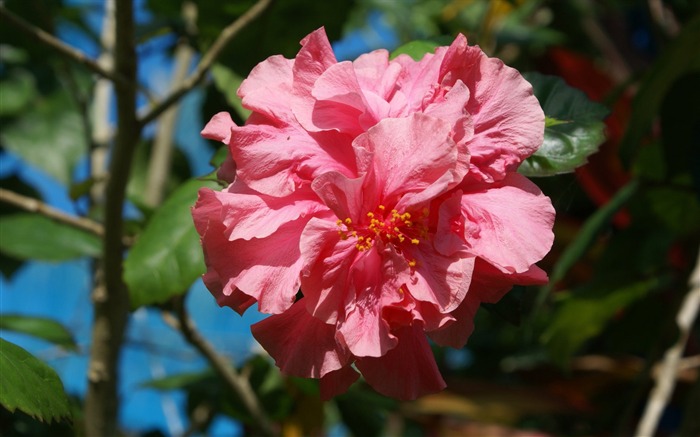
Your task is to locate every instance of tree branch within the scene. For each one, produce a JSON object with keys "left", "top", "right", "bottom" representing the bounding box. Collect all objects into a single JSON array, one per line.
[
  {"left": 0, "top": 188, "right": 104, "bottom": 236},
  {"left": 0, "top": 5, "right": 127, "bottom": 85},
  {"left": 137, "top": 0, "right": 273, "bottom": 127},
  {"left": 635, "top": 248, "right": 700, "bottom": 437},
  {"left": 164, "top": 297, "right": 276, "bottom": 437},
  {"left": 84, "top": 0, "right": 139, "bottom": 435}
]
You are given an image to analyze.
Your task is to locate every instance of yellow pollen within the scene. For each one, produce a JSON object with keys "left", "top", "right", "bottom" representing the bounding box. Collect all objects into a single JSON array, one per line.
[
  {"left": 344, "top": 218, "right": 352, "bottom": 225},
  {"left": 378, "top": 205, "right": 386, "bottom": 211},
  {"left": 336, "top": 219, "right": 343, "bottom": 226},
  {"left": 411, "top": 238, "right": 420, "bottom": 245},
  {"left": 398, "top": 235, "right": 405, "bottom": 243},
  {"left": 408, "top": 259, "right": 417, "bottom": 267},
  {"left": 367, "top": 212, "right": 374, "bottom": 218}
]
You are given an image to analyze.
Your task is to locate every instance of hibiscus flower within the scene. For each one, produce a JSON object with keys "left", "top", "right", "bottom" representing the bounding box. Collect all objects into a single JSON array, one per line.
[{"left": 192, "top": 28, "right": 555, "bottom": 400}]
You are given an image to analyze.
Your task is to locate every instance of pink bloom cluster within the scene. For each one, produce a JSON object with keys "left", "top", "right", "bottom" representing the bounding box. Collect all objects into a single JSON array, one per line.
[{"left": 193, "top": 28, "right": 555, "bottom": 400}]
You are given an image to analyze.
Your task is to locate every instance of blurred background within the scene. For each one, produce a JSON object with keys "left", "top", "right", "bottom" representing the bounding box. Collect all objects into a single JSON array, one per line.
[{"left": 1, "top": 0, "right": 699, "bottom": 436}]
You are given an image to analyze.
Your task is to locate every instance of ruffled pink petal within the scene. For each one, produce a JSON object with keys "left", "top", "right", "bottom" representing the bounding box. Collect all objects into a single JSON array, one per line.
[
  {"left": 201, "top": 111, "right": 235, "bottom": 143},
  {"left": 251, "top": 300, "right": 351, "bottom": 378},
  {"left": 193, "top": 189, "right": 308, "bottom": 314},
  {"left": 311, "top": 171, "right": 368, "bottom": 224},
  {"left": 217, "top": 182, "right": 327, "bottom": 241},
  {"left": 238, "top": 55, "right": 296, "bottom": 124},
  {"left": 320, "top": 365, "right": 360, "bottom": 400},
  {"left": 355, "top": 114, "right": 467, "bottom": 208},
  {"left": 230, "top": 122, "right": 356, "bottom": 197},
  {"left": 461, "top": 173, "right": 555, "bottom": 274},
  {"left": 439, "top": 36, "right": 544, "bottom": 182},
  {"left": 428, "top": 259, "right": 548, "bottom": 348},
  {"left": 337, "top": 247, "right": 404, "bottom": 358},
  {"left": 356, "top": 324, "right": 446, "bottom": 400},
  {"left": 407, "top": 244, "right": 475, "bottom": 313},
  {"left": 292, "top": 27, "right": 338, "bottom": 132},
  {"left": 299, "top": 217, "right": 358, "bottom": 324}
]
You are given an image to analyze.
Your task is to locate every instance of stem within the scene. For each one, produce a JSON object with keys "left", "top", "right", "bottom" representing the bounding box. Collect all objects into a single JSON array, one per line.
[
  {"left": 165, "top": 297, "right": 276, "bottom": 437},
  {"left": 635, "top": 248, "right": 700, "bottom": 437},
  {"left": 0, "top": 188, "right": 104, "bottom": 236},
  {"left": 0, "top": 5, "right": 127, "bottom": 85},
  {"left": 84, "top": 0, "right": 139, "bottom": 435},
  {"left": 137, "top": 0, "right": 273, "bottom": 127}
]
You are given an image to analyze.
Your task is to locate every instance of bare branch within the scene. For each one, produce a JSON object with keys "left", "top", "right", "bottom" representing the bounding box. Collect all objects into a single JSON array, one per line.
[
  {"left": 0, "top": 5, "right": 127, "bottom": 85},
  {"left": 635, "top": 249, "right": 700, "bottom": 437},
  {"left": 164, "top": 297, "right": 276, "bottom": 437},
  {"left": 0, "top": 188, "right": 104, "bottom": 236},
  {"left": 137, "top": 0, "right": 273, "bottom": 127}
]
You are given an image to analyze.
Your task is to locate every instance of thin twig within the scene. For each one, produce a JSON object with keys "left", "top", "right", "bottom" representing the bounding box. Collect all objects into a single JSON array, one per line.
[
  {"left": 137, "top": 0, "right": 273, "bottom": 127},
  {"left": 0, "top": 188, "right": 105, "bottom": 236},
  {"left": 164, "top": 297, "right": 276, "bottom": 437},
  {"left": 0, "top": 5, "right": 127, "bottom": 85},
  {"left": 635, "top": 248, "right": 700, "bottom": 437}
]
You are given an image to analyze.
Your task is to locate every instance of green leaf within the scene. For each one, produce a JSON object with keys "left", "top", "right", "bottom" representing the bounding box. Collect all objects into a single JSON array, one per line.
[
  {"left": 142, "top": 370, "right": 213, "bottom": 390},
  {"left": 0, "top": 69, "right": 36, "bottom": 116},
  {"left": 389, "top": 40, "right": 439, "bottom": 60},
  {"left": 0, "top": 88, "right": 87, "bottom": 185},
  {"left": 619, "top": 16, "right": 700, "bottom": 167},
  {"left": 0, "top": 315, "right": 77, "bottom": 351},
  {"left": 211, "top": 63, "right": 250, "bottom": 120},
  {"left": 0, "top": 214, "right": 102, "bottom": 261},
  {"left": 335, "top": 384, "right": 397, "bottom": 437},
  {"left": 519, "top": 72, "right": 608, "bottom": 177},
  {"left": 542, "top": 276, "right": 665, "bottom": 365},
  {"left": 124, "top": 178, "right": 219, "bottom": 309},
  {"left": 0, "top": 338, "right": 72, "bottom": 423}
]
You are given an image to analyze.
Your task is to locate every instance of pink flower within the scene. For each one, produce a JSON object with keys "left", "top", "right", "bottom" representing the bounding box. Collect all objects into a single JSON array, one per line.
[{"left": 192, "top": 28, "right": 555, "bottom": 400}]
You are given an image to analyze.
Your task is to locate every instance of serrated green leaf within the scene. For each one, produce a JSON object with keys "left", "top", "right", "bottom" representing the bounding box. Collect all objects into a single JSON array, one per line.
[
  {"left": 0, "top": 214, "right": 102, "bottom": 261},
  {"left": 389, "top": 40, "right": 439, "bottom": 60},
  {"left": 519, "top": 72, "right": 608, "bottom": 177},
  {"left": 0, "top": 315, "right": 77, "bottom": 351},
  {"left": 211, "top": 63, "right": 250, "bottom": 120},
  {"left": 0, "top": 89, "right": 87, "bottom": 185},
  {"left": 124, "top": 178, "right": 219, "bottom": 309},
  {"left": 0, "top": 338, "right": 72, "bottom": 423}
]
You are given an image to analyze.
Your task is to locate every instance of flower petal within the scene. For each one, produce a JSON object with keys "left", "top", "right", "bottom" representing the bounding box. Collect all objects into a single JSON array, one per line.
[
  {"left": 238, "top": 55, "right": 296, "bottom": 124},
  {"left": 193, "top": 188, "right": 307, "bottom": 314},
  {"left": 320, "top": 365, "right": 360, "bottom": 400},
  {"left": 201, "top": 111, "right": 235, "bottom": 143},
  {"left": 440, "top": 36, "right": 544, "bottom": 182},
  {"left": 356, "top": 324, "right": 446, "bottom": 400},
  {"left": 217, "top": 182, "right": 327, "bottom": 241},
  {"left": 251, "top": 300, "right": 351, "bottom": 378},
  {"left": 355, "top": 114, "right": 467, "bottom": 208},
  {"left": 461, "top": 173, "right": 555, "bottom": 273}
]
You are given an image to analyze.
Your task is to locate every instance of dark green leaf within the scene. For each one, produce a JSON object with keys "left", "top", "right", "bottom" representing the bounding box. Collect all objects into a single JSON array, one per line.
[
  {"left": 124, "top": 178, "right": 219, "bottom": 309},
  {"left": 618, "top": 15, "right": 700, "bottom": 167},
  {"left": 0, "top": 89, "right": 87, "bottom": 185},
  {"left": 0, "top": 338, "right": 72, "bottom": 423},
  {"left": 0, "top": 315, "right": 77, "bottom": 351},
  {"left": 0, "top": 69, "right": 36, "bottom": 116},
  {"left": 519, "top": 72, "right": 608, "bottom": 177},
  {"left": 142, "top": 370, "right": 213, "bottom": 390},
  {"left": 482, "top": 286, "right": 524, "bottom": 326},
  {"left": 389, "top": 40, "right": 439, "bottom": 60},
  {"left": 542, "top": 276, "right": 665, "bottom": 365},
  {"left": 0, "top": 214, "right": 102, "bottom": 261},
  {"left": 335, "top": 384, "right": 397, "bottom": 437}
]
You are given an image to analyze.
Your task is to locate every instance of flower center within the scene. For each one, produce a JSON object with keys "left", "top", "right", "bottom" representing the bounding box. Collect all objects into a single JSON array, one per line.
[{"left": 336, "top": 204, "right": 429, "bottom": 265}]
